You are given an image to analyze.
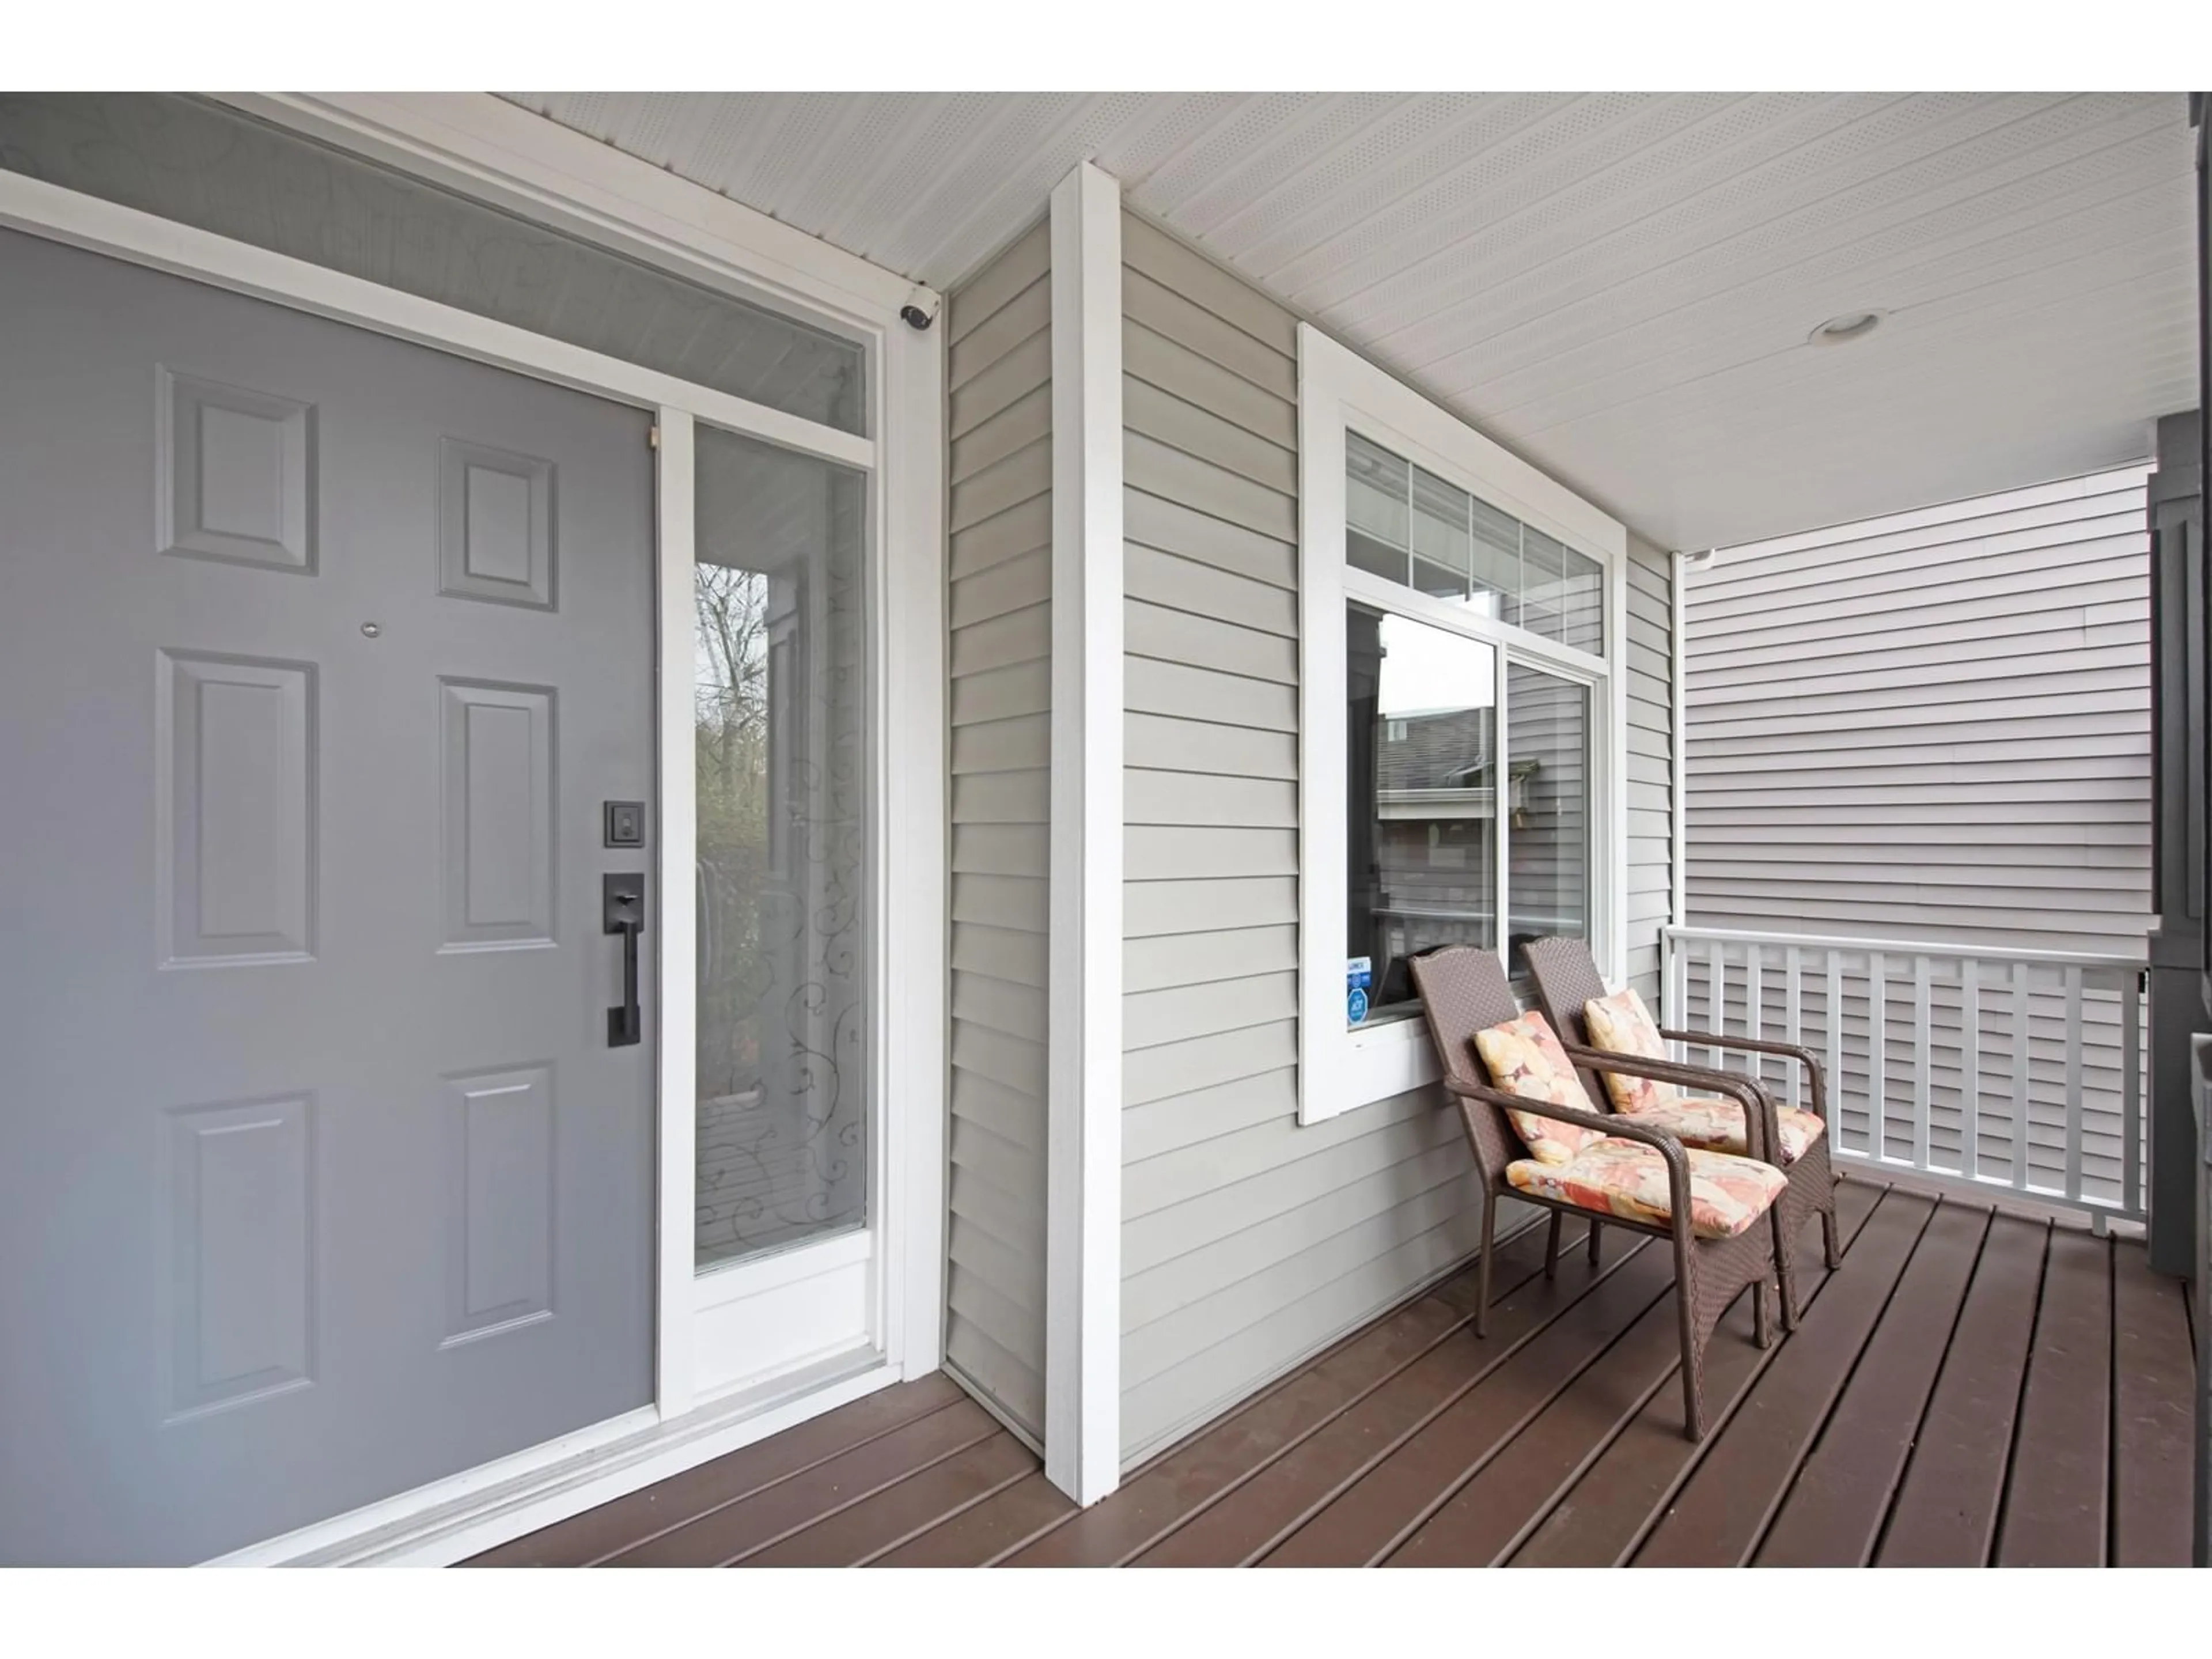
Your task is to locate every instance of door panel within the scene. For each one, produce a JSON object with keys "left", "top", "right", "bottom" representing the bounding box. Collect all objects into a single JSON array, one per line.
[{"left": 0, "top": 228, "right": 656, "bottom": 1565}]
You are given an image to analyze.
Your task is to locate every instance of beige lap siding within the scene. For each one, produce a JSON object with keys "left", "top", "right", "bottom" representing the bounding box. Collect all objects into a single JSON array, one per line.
[
  {"left": 1115, "top": 207, "right": 1677, "bottom": 1464},
  {"left": 944, "top": 218, "right": 1052, "bottom": 1444}
]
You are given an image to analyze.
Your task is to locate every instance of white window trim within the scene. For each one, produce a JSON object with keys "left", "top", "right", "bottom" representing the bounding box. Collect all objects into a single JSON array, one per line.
[{"left": 1297, "top": 324, "right": 1628, "bottom": 1126}]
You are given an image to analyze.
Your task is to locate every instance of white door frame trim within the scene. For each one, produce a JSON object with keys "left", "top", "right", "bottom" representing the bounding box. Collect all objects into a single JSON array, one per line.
[
  {"left": 1045, "top": 159, "right": 1124, "bottom": 1506},
  {"left": 0, "top": 94, "right": 946, "bottom": 1564}
]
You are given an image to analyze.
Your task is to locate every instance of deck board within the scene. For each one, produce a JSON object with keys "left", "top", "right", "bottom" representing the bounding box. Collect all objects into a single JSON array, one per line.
[
  {"left": 2108, "top": 1243, "right": 2196, "bottom": 1566},
  {"left": 1753, "top": 1200, "right": 1990, "bottom": 1566},
  {"left": 1506, "top": 1175, "right": 1887, "bottom": 1568},
  {"left": 1873, "top": 1213, "right": 2048, "bottom": 1566},
  {"left": 1994, "top": 1228, "right": 2113, "bottom": 1567},
  {"left": 1127, "top": 1229, "right": 1641, "bottom": 1566},
  {"left": 465, "top": 1177, "right": 2192, "bottom": 1570},
  {"left": 1631, "top": 1188, "right": 1936, "bottom": 1567}
]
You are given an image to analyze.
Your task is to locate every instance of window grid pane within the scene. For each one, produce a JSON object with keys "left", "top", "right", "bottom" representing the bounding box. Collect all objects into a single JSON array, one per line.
[{"left": 1347, "top": 431, "right": 1604, "bottom": 656}]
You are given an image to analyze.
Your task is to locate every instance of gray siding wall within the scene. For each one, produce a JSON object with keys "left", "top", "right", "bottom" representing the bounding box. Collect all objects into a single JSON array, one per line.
[
  {"left": 1684, "top": 465, "right": 2153, "bottom": 956},
  {"left": 1626, "top": 533, "right": 1675, "bottom": 999},
  {"left": 944, "top": 220, "right": 1052, "bottom": 1441},
  {"left": 1115, "top": 209, "right": 1677, "bottom": 1464}
]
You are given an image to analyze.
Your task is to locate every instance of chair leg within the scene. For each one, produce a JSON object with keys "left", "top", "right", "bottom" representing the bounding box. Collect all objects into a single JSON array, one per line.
[
  {"left": 1753, "top": 1279, "right": 1773, "bottom": 1350},
  {"left": 1544, "top": 1210, "right": 1562, "bottom": 1279},
  {"left": 1822, "top": 1205, "right": 1843, "bottom": 1270},
  {"left": 1475, "top": 1194, "right": 1497, "bottom": 1339},
  {"left": 1773, "top": 1206, "right": 1802, "bottom": 1332},
  {"left": 1588, "top": 1219, "right": 1601, "bottom": 1268},
  {"left": 1679, "top": 1311, "right": 1706, "bottom": 1443}
]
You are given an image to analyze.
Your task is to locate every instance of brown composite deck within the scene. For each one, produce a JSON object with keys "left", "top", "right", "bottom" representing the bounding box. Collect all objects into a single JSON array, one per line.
[{"left": 468, "top": 1176, "right": 2197, "bottom": 1567}]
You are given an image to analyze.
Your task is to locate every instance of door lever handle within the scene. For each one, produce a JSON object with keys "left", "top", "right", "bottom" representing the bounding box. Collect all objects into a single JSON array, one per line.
[{"left": 603, "top": 872, "right": 646, "bottom": 1047}]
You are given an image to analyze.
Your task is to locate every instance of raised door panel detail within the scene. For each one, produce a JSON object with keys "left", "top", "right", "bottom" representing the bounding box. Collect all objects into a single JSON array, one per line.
[
  {"left": 163, "top": 1095, "right": 315, "bottom": 1421},
  {"left": 439, "top": 439, "right": 556, "bottom": 609},
  {"left": 156, "top": 368, "right": 316, "bottom": 571},
  {"left": 156, "top": 650, "right": 317, "bottom": 967},
  {"left": 439, "top": 680, "right": 556, "bottom": 952},
  {"left": 440, "top": 1065, "right": 556, "bottom": 1347}
]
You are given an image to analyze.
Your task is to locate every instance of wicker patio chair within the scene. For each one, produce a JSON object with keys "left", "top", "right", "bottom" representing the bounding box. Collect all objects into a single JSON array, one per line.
[
  {"left": 1522, "top": 934, "right": 1842, "bottom": 1328},
  {"left": 1408, "top": 945, "right": 1785, "bottom": 1441}
]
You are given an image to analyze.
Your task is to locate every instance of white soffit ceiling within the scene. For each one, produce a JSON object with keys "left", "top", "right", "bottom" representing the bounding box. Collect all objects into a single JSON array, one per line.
[{"left": 501, "top": 92, "right": 2198, "bottom": 548}]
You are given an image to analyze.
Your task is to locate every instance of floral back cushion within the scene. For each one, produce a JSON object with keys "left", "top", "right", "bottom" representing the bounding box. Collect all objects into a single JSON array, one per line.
[
  {"left": 1472, "top": 1012, "right": 1605, "bottom": 1165},
  {"left": 1582, "top": 986, "right": 1677, "bottom": 1115}
]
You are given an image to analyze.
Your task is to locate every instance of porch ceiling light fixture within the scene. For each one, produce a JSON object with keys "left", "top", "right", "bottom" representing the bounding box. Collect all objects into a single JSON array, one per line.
[{"left": 1807, "top": 310, "right": 1884, "bottom": 346}]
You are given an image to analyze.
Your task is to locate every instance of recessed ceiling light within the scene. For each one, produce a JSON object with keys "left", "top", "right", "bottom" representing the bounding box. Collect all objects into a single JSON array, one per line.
[{"left": 1808, "top": 310, "right": 1884, "bottom": 346}]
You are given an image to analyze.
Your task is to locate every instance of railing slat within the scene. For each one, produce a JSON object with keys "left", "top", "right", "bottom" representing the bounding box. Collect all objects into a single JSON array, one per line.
[
  {"left": 1785, "top": 946, "right": 1802, "bottom": 1111},
  {"left": 1746, "top": 943, "right": 1764, "bottom": 1089},
  {"left": 2122, "top": 969, "right": 2142, "bottom": 1220},
  {"left": 1914, "top": 955, "right": 1933, "bottom": 1173},
  {"left": 1666, "top": 931, "right": 1685, "bottom": 1063},
  {"left": 1869, "top": 951, "right": 1886, "bottom": 1164},
  {"left": 2062, "top": 965, "right": 2084, "bottom": 1203},
  {"left": 1709, "top": 936, "right": 1725, "bottom": 1072},
  {"left": 1960, "top": 957, "right": 1979, "bottom": 1184},
  {"left": 1825, "top": 952, "right": 1843, "bottom": 1153},
  {"left": 2012, "top": 961, "right": 2031, "bottom": 1192}
]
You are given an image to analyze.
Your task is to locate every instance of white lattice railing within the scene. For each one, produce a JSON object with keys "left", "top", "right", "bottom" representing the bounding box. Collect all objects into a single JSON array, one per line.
[{"left": 1662, "top": 926, "right": 2147, "bottom": 1226}]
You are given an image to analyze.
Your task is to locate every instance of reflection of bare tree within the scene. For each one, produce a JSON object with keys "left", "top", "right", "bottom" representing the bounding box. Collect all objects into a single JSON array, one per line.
[{"left": 694, "top": 566, "right": 770, "bottom": 1101}]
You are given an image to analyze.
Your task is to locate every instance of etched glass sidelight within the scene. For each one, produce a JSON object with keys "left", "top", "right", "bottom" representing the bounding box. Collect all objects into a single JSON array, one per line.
[{"left": 693, "top": 425, "right": 869, "bottom": 1270}]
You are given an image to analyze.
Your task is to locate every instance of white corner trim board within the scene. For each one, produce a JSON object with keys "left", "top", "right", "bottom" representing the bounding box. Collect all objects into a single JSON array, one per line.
[
  {"left": 1046, "top": 159, "right": 1126, "bottom": 1508},
  {"left": 1295, "top": 323, "right": 1628, "bottom": 1127}
]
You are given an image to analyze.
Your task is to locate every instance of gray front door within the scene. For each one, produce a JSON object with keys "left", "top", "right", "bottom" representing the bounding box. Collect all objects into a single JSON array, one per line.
[{"left": 0, "top": 228, "right": 657, "bottom": 1565}]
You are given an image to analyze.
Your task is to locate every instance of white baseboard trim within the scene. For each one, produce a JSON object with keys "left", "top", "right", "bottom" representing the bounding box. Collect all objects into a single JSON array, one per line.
[{"left": 206, "top": 1346, "right": 896, "bottom": 1567}]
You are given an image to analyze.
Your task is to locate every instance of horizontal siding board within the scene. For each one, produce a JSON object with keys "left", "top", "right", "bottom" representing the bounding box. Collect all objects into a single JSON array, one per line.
[
  {"left": 1125, "top": 768, "right": 1297, "bottom": 829},
  {"left": 951, "top": 711, "right": 1050, "bottom": 777},
  {"left": 1124, "top": 969, "right": 1298, "bottom": 1053},
  {"left": 1121, "top": 266, "right": 1297, "bottom": 401},
  {"left": 1124, "top": 598, "right": 1298, "bottom": 686},
  {"left": 952, "top": 822, "right": 1050, "bottom": 878},
  {"left": 1121, "top": 1066, "right": 1301, "bottom": 1165},
  {"left": 1126, "top": 544, "right": 1298, "bottom": 638},
  {"left": 1127, "top": 654, "right": 1297, "bottom": 732},
  {"left": 1123, "top": 375, "right": 1296, "bottom": 494},
  {"left": 1124, "top": 431, "right": 1297, "bottom": 543},
  {"left": 1124, "top": 485, "right": 1297, "bottom": 591},
  {"left": 950, "top": 546, "right": 1052, "bottom": 631},
  {"left": 1123, "top": 319, "right": 1299, "bottom": 449},
  {"left": 947, "top": 273, "right": 1049, "bottom": 391},
  {"left": 950, "top": 384, "right": 1051, "bottom": 487},
  {"left": 1124, "top": 711, "right": 1298, "bottom": 781},
  {"left": 949, "top": 493, "right": 1051, "bottom": 581},
  {"left": 1124, "top": 923, "right": 1300, "bottom": 995},
  {"left": 1123, "top": 211, "right": 1300, "bottom": 355},
  {"left": 947, "top": 217, "right": 1048, "bottom": 344},
  {"left": 1125, "top": 875, "right": 1298, "bottom": 938},
  {"left": 949, "top": 437, "right": 1051, "bottom": 535},
  {"left": 949, "top": 328, "right": 1052, "bottom": 439},
  {"left": 951, "top": 659, "right": 1051, "bottom": 728}
]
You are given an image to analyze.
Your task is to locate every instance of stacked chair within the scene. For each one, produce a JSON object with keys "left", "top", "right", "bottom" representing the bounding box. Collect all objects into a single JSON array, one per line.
[{"left": 1408, "top": 941, "right": 1836, "bottom": 1442}]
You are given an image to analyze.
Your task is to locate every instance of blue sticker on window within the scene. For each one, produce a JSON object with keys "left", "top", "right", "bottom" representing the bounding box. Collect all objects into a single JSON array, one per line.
[{"left": 1347, "top": 986, "right": 1369, "bottom": 1024}]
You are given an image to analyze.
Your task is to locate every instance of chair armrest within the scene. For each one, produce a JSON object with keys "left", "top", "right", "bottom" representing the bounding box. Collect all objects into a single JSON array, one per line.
[
  {"left": 1440, "top": 1077, "right": 1696, "bottom": 1247},
  {"left": 1559, "top": 1043, "right": 1788, "bottom": 1168},
  {"left": 1656, "top": 1029, "right": 1828, "bottom": 1116}
]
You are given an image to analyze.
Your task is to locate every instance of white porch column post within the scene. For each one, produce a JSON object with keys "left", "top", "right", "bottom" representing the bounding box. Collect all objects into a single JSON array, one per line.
[{"left": 1045, "top": 158, "right": 1124, "bottom": 1506}]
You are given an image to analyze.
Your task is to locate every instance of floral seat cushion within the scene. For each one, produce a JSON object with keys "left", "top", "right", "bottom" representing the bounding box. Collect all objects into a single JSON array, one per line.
[
  {"left": 1624, "top": 1096, "right": 1826, "bottom": 1165},
  {"left": 1580, "top": 985, "right": 1677, "bottom": 1113},
  {"left": 1471, "top": 1011, "right": 1605, "bottom": 1166},
  {"left": 1505, "top": 1138, "right": 1788, "bottom": 1240}
]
